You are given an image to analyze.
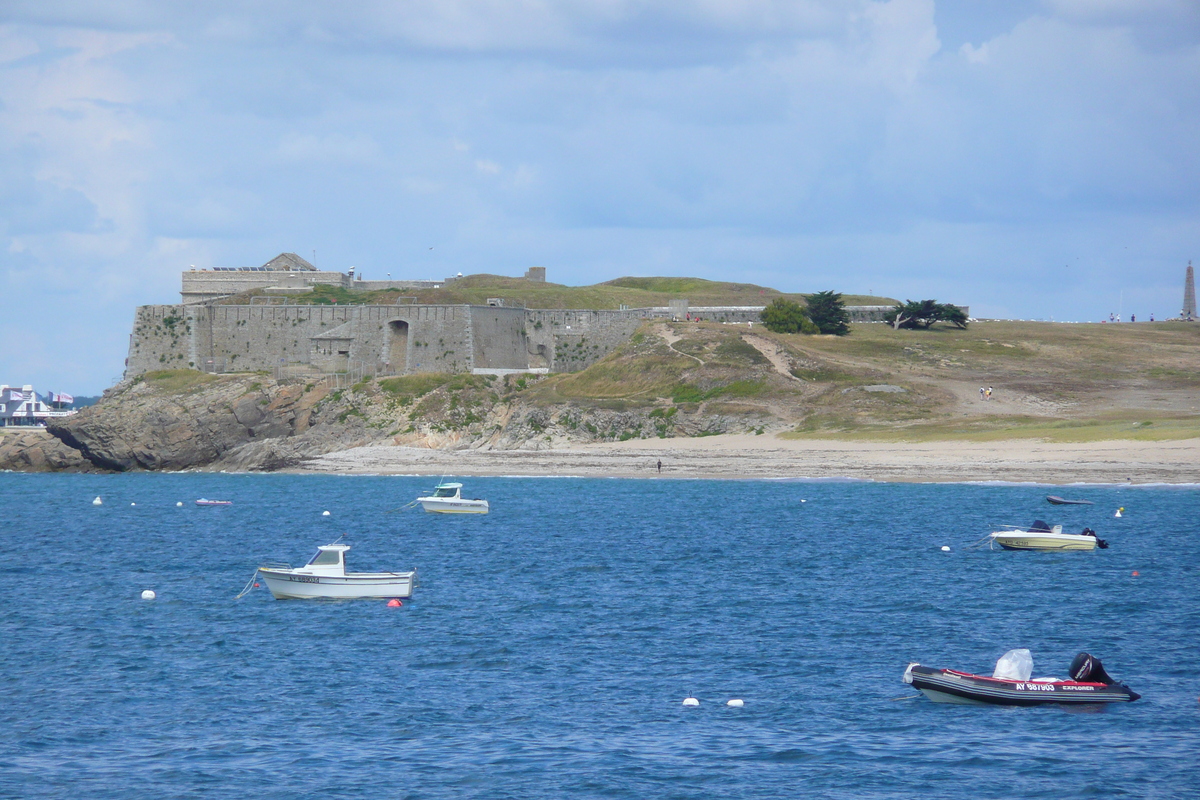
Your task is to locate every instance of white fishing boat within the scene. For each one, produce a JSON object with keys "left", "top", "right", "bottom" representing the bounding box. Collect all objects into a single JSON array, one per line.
[
  {"left": 990, "top": 520, "right": 1107, "bottom": 551},
  {"left": 416, "top": 482, "right": 489, "bottom": 514},
  {"left": 256, "top": 542, "right": 416, "bottom": 599}
]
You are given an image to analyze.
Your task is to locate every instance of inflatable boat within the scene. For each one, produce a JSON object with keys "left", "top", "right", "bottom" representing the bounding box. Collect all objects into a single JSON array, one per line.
[{"left": 903, "top": 653, "right": 1139, "bottom": 706}]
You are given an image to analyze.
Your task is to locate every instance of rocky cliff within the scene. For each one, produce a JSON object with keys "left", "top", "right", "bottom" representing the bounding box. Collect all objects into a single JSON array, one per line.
[{"left": 43, "top": 371, "right": 365, "bottom": 471}]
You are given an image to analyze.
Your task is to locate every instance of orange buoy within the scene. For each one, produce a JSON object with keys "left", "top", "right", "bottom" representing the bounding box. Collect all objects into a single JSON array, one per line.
[
  {"left": 1132, "top": 571, "right": 1139, "bottom": 577},
  {"left": 253, "top": 583, "right": 260, "bottom": 588},
  {"left": 387, "top": 598, "right": 402, "bottom": 607}
]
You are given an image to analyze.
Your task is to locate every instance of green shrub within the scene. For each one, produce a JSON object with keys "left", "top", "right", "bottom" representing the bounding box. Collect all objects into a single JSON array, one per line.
[{"left": 760, "top": 299, "right": 819, "bottom": 334}]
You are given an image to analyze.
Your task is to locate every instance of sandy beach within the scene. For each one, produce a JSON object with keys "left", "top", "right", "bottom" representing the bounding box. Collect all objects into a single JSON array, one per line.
[{"left": 296, "top": 434, "right": 1200, "bottom": 484}]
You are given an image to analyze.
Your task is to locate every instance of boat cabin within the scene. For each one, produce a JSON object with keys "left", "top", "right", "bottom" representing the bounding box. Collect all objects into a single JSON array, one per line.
[
  {"left": 299, "top": 543, "right": 351, "bottom": 576},
  {"left": 430, "top": 483, "right": 463, "bottom": 499}
]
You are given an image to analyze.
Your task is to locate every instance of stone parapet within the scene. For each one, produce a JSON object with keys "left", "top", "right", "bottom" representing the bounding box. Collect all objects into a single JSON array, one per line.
[{"left": 180, "top": 270, "right": 349, "bottom": 304}]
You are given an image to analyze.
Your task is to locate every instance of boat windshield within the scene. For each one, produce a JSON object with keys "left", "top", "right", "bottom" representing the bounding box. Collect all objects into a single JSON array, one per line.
[
  {"left": 308, "top": 549, "right": 342, "bottom": 567},
  {"left": 432, "top": 486, "right": 458, "bottom": 498}
]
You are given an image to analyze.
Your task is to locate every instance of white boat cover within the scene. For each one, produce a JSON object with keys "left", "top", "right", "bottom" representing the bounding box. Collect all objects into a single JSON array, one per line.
[{"left": 993, "top": 648, "right": 1033, "bottom": 681}]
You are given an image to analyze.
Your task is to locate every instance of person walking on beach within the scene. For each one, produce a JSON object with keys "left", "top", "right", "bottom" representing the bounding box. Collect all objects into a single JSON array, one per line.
[
  {"left": 986, "top": 387, "right": 993, "bottom": 401},
  {"left": 657, "top": 460, "right": 662, "bottom": 474},
  {"left": 980, "top": 387, "right": 985, "bottom": 401}
]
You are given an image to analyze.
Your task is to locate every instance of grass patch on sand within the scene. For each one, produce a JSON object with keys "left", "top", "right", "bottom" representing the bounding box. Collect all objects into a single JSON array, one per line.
[{"left": 783, "top": 413, "right": 1200, "bottom": 443}]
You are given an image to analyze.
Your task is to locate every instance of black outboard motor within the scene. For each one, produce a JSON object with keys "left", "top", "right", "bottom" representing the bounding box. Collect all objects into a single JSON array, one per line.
[
  {"left": 1029, "top": 519, "right": 1052, "bottom": 533},
  {"left": 1081, "top": 528, "right": 1109, "bottom": 549},
  {"left": 1070, "top": 652, "right": 1115, "bottom": 685}
]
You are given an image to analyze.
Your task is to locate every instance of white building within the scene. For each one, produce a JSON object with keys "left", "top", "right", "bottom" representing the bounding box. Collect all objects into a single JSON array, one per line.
[{"left": 0, "top": 385, "right": 76, "bottom": 427}]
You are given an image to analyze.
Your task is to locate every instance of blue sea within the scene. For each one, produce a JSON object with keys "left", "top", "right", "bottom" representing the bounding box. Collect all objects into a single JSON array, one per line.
[{"left": 1, "top": 473, "right": 1198, "bottom": 799}]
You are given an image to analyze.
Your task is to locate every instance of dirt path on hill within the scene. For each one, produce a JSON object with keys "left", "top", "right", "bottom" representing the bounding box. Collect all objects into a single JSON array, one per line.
[
  {"left": 741, "top": 333, "right": 805, "bottom": 383},
  {"left": 652, "top": 323, "right": 704, "bottom": 365}
]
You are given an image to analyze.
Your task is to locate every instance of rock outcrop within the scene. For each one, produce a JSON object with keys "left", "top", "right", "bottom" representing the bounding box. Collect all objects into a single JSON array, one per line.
[
  {"left": 46, "top": 372, "right": 358, "bottom": 471},
  {"left": 0, "top": 429, "right": 97, "bottom": 472}
]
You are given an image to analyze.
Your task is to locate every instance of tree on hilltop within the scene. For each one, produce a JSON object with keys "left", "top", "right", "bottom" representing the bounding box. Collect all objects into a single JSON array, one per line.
[
  {"left": 760, "top": 298, "right": 819, "bottom": 334},
  {"left": 885, "top": 300, "right": 969, "bottom": 330},
  {"left": 804, "top": 290, "right": 850, "bottom": 335}
]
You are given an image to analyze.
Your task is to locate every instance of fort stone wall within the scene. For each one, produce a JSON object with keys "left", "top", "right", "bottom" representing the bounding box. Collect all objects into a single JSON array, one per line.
[
  {"left": 127, "top": 306, "right": 195, "bottom": 373},
  {"left": 469, "top": 307, "right": 529, "bottom": 370},
  {"left": 402, "top": 305, "right": 474, "bottom": 374},
  {"left": 125, "top": 298, "right": 968, "bottom": 382},
  {"left": 524, "top": 309, "right": 648, "bottom": 372}
]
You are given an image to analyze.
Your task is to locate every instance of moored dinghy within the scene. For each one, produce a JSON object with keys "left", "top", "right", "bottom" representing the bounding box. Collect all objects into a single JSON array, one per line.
[
  {"left": 257, "top": 542, "right": 416, "bottom": 600},
  {"left": 1046, "top": 495, "right": 1094, "bottom": 505},
  {"left": 903, "top": 650, "right": 1139, "bottom": 706}
]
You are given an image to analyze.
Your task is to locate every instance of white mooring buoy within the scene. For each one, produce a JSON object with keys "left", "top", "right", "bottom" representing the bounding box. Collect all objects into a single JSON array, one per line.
[
  {"left": 1115, "top": 507, "right": 1124, "bottom": 518},
  {"left": 93, "top": 496, "right": 103, "bottom": 506},
  {"left": 176, "top": 501, "right": 183, "bottom": 507},
  {"left": 726, "top": 698, "right": 744, "bottom": 708},
  {"left": 131, "top": 502, "right": 136, "bottom": 506},
  {"left": 941, "top": 545, "right": 951, "bottom": 552},
  {"left": 682, "top": 697, "right": 699, "bottom": 707},
  {"left": 322, "top": 510, "right": 331, "bottom": 516},
  {"left": 141, "top": 589, "right": 156, "bottom": 600}
]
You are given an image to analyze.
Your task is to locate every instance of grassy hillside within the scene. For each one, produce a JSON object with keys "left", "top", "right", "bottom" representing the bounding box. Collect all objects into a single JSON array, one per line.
[
  {"left": 528, "top": 319, "right": 1200, "bottom": 441},
  {"left": 228, "top": 274, "right": 895, "bottom": 309}
]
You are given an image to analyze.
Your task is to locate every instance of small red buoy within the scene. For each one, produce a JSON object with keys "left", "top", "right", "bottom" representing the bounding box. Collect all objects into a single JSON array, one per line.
[
  {"left": 387, "top": 598, "right": 402, "bottom": 607},
  {"left": 1131, "top": 571, "right": 1139, "bottom": 577},
  {"left": 254, "top": 583, "right": 260, "bottom": 588}
]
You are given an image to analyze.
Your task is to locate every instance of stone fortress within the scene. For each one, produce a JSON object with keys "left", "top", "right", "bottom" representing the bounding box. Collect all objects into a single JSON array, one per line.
[{"left": 125, "top": 253, "right": 913, "bottom": 381}]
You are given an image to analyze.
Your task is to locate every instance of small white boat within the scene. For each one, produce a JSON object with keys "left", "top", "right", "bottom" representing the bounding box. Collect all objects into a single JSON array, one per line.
[
  {"left": 196, "top": 498, "right": 232, "bottom": 506},
  {"left": 257, "top": 542, "right": 416, "bottom": 600},
  {"left": 417, "top": 482, "right": 489, "bottom": 514},
  {"left": 990, "top": 520, "right": 1107, "bottom": 551}
]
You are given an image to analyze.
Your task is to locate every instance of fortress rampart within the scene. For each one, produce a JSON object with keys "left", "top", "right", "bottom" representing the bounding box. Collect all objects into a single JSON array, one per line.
[
  {"left": 128, "top": 254, "right": 964, "bottom": 380},
  {"left": 125, "top": 301, "right": 953, "bottom": 380}
]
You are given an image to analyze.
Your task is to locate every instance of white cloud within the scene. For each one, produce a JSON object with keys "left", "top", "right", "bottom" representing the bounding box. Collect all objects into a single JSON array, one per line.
[{"left": 0, "top": 3, "right": 1198, "bottom": 392}]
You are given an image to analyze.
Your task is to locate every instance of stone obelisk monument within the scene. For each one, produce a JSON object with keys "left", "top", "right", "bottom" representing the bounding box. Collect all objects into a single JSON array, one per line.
[{"left": 1185, "top": 261, "right": 1196, "bottom": 320}]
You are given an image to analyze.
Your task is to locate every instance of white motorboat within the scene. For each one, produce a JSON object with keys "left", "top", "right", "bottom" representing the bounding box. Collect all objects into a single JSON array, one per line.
[
  {"left": 256, "top": 542, "right": 416, "bottom": 600},
  {"left": 417, "top": 482, "right": 489, "bottom": 514},
  {"left": 990, "top": 520, "right": 1107, "bottom": 551}
]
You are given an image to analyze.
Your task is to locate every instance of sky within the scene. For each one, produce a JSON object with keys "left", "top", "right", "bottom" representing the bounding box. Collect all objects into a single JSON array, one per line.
[{"left": 2, "top": 1, "right": 1198, "bottom": 394}]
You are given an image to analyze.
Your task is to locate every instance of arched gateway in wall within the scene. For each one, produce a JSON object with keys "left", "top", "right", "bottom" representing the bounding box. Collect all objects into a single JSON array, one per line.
[{"left": 387, "top": 320, "right": 409, "bottom": 374}]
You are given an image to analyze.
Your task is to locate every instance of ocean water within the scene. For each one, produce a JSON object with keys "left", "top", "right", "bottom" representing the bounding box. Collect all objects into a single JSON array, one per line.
[{"left": 1, "top": 473, "right": 1198, "bottom": 799}]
